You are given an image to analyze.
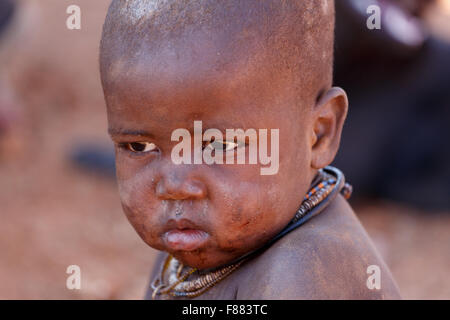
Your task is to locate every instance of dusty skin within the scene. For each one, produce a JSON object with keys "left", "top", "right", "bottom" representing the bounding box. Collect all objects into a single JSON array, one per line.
[{"left": 147, "top": 195, "right": 401, "bottom": 299}]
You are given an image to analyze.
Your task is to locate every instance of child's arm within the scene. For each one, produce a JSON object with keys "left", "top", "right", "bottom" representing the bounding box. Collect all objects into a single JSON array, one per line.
[{"left": 235, "top": 195, "right": 401, "bottom": 299}]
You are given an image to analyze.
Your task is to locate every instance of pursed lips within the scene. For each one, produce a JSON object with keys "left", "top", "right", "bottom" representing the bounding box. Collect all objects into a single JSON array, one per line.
[{"left": 162, "top": 218, "right": 210, "bottom": 251}]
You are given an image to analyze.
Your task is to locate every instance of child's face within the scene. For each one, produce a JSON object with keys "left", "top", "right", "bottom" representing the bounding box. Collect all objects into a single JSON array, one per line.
[{"left": 104, "top": 36, "right": 317, "bottom": 269}]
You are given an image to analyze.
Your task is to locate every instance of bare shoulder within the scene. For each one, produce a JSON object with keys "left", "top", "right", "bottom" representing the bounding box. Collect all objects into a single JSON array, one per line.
[{"left": 236, "top": 195, "right": 401, "bottom": 299}]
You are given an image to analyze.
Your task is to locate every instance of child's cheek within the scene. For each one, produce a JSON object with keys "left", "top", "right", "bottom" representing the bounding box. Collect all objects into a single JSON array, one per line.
[
  {"left": 117, "top": 175, "right": 166, "bottom": 248},
  {"left": 117, "top": 177, "right": 133, "bottom": 208},
  {"left": 115, "top": 157, "right": 153, "bottom": 208},
  {"left": 213, "top": 190, "right": 270, "bottom": 248}
]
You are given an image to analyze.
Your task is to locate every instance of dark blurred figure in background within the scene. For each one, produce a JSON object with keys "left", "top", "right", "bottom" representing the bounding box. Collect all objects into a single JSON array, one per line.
[
  {"left": 0, "top": 0, "right": 20, "bottom": 156},
  {"left": 334, "top": 0, "right": 450, "bottom": 210},
  {"left": 0, "top": 0, "right": 13, "bottom": 38},
  {"left": 0, "top": 0, "right": 15, "bottom": 129}
]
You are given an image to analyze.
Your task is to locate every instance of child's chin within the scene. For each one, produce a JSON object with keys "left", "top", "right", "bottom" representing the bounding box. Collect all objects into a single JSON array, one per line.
[{"left": 172, "top": 250, "right": 239, "bottom": 270}]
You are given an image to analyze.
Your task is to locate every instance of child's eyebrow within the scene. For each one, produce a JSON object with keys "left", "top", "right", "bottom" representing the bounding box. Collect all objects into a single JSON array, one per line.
[{"left": 108, "top": 128, "right": 154, "bottom": 138}]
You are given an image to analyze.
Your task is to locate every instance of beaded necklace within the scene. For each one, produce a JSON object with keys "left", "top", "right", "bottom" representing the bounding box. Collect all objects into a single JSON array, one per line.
[{"left": 151, "top": 166, "right": 352, "bottom": 299}]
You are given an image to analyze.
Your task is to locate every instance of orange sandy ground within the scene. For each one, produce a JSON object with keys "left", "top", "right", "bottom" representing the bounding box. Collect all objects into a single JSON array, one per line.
[{"left": 0, "top": 0, "right": 449, "bottom": 299}]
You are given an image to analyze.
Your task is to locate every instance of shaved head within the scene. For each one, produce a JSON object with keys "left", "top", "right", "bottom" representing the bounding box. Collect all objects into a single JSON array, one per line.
[
  {"left": 99, "top": 0, "right": 350, "bottom": 272},
  {"left": 100, "top": 0, "right": 335, "bottom": 105}
]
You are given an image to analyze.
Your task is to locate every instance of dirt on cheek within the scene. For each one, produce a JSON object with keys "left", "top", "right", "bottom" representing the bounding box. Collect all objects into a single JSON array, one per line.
[{"left": 118, "top": 177, "right": 156, "bottom": 234}]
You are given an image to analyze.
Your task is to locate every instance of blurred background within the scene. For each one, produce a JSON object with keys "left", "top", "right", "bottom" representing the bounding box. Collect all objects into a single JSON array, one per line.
[{"left": 0, "top": 0, "right": 449, "bottom": 299}]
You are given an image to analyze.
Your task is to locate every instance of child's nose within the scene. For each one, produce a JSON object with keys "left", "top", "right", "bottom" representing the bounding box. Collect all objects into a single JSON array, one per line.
[{"left": 155, "top": 172, "right": 207, "bottom": 200}]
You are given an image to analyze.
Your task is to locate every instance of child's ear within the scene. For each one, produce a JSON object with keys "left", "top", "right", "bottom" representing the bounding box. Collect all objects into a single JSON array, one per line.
[{"left": 310, "top": 87, "right": 348, "bottom": 169}]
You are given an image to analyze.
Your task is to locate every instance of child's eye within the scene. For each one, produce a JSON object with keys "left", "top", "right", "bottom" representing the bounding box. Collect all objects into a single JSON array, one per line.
[
  {"left": 124, "top": 142, "right": 157, "bottom": 153},
  {"left": 204, "top": 140, "right": 239, "bottom": 152}
]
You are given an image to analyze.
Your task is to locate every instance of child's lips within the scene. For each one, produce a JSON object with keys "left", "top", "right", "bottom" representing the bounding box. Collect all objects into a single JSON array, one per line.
[{"left": 163, "top": 229, "right": 210, "bottom": 251}]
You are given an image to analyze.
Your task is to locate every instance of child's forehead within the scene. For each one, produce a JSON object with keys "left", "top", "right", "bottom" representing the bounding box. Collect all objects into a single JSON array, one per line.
[
  {"left": 106, "top": 54, "right": 297, "bottom": 125},
  {"left": 101, "top": 0, "right": 335, "bottom": 124},
  {"left": 105, "top": 34, "right": 297, "bottom": 107},
  {"left": 106, "top": 31, "right": 252, "bottom": 85},
  {"left": 104, "top": 46, "right": 306, "bottom": 135}
]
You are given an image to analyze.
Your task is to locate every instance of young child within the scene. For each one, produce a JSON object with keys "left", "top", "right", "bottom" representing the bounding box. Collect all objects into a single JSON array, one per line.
[{"left": 100, "top": 0, "right": 401, "bottom": 299}]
